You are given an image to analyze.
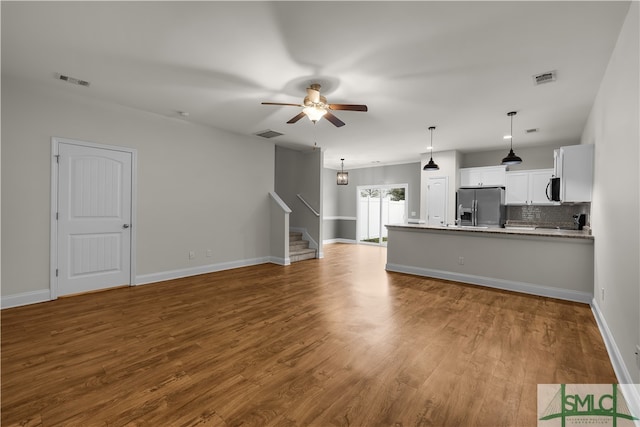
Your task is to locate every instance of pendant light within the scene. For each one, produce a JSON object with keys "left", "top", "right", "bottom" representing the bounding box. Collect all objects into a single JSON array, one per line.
[
  {"left": 423, "top": 126, "right": 439, "bottom": 171},
  {"left": 337, "top": 158, "right": 348, "bottom": 185},
  {"left": 501, "top": 111, "right": 523, "bottom": 165}
]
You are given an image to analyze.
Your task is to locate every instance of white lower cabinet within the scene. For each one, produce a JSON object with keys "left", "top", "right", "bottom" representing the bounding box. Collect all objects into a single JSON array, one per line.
[{"left": 505, "top": 169, "right": 555, "bottom": 205}]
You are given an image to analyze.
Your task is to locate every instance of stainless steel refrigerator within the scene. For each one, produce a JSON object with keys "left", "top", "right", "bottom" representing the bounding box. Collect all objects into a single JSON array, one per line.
[{"left": 457, "top": 187, "right": 505, "bottom": 228}]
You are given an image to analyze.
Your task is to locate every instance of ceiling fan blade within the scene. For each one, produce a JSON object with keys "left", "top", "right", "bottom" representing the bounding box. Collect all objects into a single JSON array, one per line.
[
  {"left": 306, "top": 87, "right": 320, "bottom": 104},
  {"left": 262, "top": 102, "right": 303, "bottom": 107},
  {"left": 323, "top": 111, "right": 346, "bottom": 127},
  {"left": 328, "top": 104, "right": 368, "bottom": 112},
  {"left": 287, "top": 112, "right": 306, "bottom": 124}
]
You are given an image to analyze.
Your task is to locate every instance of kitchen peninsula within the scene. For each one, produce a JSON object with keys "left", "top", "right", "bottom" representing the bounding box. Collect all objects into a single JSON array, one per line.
[{"left": 385, "top": 224, "right": 594, "bottom": 303}]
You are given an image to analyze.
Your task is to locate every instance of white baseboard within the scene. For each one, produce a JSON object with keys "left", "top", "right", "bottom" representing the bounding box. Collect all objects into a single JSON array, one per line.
[
  {"left": 385, "top": 263, "right": 592, "bottom": 304},
  {"left": 323, "top": 238, "right": 357, "bottom": 244},
  {"left": 591, "top": 300, "right": 640, "bottom": 421},
  {"left": 2, "top": 289, "right": 51, "bottom": 309},
  {"left": 136, "top": 256, "right": 271, "bottom": 286},
  {"left": 323, "top": 216, "right": 357, "bottom": 221},
  {"left": 269, "top": 256, "right": 291, "bottom": 266}
]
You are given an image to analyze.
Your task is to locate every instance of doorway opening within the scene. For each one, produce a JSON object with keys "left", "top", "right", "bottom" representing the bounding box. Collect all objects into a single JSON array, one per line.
[{"left": 356, "top": 184, "right": 408, "bottom": 246}]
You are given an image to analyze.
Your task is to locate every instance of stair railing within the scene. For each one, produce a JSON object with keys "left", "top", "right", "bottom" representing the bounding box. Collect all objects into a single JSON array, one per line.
[
  {"left": 296, "top": 193, "right": 320, "bottom": 217},
  {"left": 269, "top": 191, "right": 292, "bottom": 266}
]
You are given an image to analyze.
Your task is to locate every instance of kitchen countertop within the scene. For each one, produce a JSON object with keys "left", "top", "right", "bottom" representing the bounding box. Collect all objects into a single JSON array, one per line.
[{"left": 386, "top": 223, "right": 593, "bottom": 240}]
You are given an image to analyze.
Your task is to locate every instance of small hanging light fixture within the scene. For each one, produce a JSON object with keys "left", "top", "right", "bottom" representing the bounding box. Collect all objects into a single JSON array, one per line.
[
  {"left": 337, "top": 158, "right": 349, "bottom": 185},
  {"left": 501, "top": 111, "right": 523, "bottom": 165},
  {"left": 423, "top": 126, "right": 439, "bottom": 171}
]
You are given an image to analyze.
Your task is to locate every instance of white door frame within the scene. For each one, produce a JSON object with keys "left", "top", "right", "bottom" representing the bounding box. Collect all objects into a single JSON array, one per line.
[
  {"left": 50, "top": 137, "right": 137, "bottom": 299},
  {"left": 356, "top": 183, "right": 409, "bottom": 246}
]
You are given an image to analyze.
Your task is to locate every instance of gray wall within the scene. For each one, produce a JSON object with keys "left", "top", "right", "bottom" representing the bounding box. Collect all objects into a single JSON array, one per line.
[
  {"left": 323, "top": 162, "right": 421, "bottom": 241},
  {"left": 582, "top": 2, "right": 639, "bottom": 384},
  {"left": 2, "top": 76, "right": 275, "bottom": 299},
  {"left": 275, "top": 146, "right": 323, "bottom": 251},
  {"left": 460, "top": 144, "right": 569, "bottom": 170}
]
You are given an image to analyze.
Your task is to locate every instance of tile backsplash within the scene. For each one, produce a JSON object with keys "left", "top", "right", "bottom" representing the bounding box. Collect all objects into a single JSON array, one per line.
[{"left": 506, "top": 203, "right": 590, "bottom": 229}]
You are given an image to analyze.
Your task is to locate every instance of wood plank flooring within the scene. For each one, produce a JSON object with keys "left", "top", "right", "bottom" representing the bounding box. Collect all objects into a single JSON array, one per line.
[{"left": 1, "top": 244, "right": 616, "bottom": 426}]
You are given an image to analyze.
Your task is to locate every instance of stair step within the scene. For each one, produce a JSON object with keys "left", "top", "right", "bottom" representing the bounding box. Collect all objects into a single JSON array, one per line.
[
  {"left": 290, "top": 248, "right": 316, "bottom": 263},
  {"left": 288, "top": 231, "right": 315, "bottom": 262},
  {"left": 290, "top": 239, "right": 309, "bottom": 250}
]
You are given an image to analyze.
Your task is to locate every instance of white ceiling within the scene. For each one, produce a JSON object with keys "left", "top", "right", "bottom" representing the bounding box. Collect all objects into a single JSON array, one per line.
[{"left": 1, "top": 1, "right": 630, "bottom": 169}]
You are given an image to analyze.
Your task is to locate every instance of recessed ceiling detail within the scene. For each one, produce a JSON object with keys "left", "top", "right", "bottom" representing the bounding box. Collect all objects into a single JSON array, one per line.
[{"left": 55, "top": 73, "right": 90, "bottom": 87}]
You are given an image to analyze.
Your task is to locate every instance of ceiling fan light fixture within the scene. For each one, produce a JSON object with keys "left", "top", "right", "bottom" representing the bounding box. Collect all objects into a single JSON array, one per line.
[
  {"left": 337, "top": 158, "right": 348, "bottom": 185},
  {"left": 423, "top": 126, "right": 439, "bottom": 171},
  {"left": 501, "top": 111, "right": 522, "bottom": 165},
  {"left": 303, "top": 105, "right": 327, "bottom": 122}
]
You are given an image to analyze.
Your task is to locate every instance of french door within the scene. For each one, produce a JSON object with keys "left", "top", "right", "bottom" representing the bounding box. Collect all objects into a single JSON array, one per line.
[{"left": 357, "top": 184, "right": 408, "bottom": 246}]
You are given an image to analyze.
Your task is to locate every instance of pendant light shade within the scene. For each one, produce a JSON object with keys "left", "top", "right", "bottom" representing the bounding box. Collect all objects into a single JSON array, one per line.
[
  {"left": 501, "top": 111, "right": 522, "bottom": 165},
  {"left": 423, "top": 126, "right": 439, "bottom": 171},
  {"left": 337, "top": 158, "right": 348, "bottom": 185}
]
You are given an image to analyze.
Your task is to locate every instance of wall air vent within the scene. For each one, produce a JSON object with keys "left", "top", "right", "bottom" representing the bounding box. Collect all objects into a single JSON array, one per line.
[
  {"left": 533, "top": 70, "right": 556, "bottom": 85},
  {"left": 55, "top": 73, "right": 90, "bottom": 87},
  {"left": 255, "top": 130, "right": 283, "bottom": 139}
]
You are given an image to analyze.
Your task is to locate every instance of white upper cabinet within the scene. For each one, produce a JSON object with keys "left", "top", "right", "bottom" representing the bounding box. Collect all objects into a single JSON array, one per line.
[
  {"left": 506, "top": 169, "right": 556, "bottom": 205},
  {"left": 505, "top": 172, "right": 529, "bottom": 204},
  {"left": 555, "top": 145, "right": 594, "bottom": 203},
  {"left": 459, "top": 166, "right": 506, "bottom": 187},
  {"left": 530, "top": 169, "right": 556, "bottom": 204}
]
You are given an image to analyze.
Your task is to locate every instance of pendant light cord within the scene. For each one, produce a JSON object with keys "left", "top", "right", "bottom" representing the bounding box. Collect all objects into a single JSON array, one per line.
[{"left": 510, "top": 113, "right": 514, "bottom": 150}]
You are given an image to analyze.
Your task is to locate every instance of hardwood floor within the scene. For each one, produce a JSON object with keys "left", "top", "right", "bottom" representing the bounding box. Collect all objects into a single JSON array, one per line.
[{"left": 2, "top": 244, "right": 616, "bottom": 426}]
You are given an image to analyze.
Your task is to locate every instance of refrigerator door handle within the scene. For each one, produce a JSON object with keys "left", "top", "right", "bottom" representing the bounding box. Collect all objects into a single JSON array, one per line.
[
  {"left": 475, "top": 199, "right": 478, "bottom": 226},
  {"left": 473, "top": 199, "right": 477, "bottom": 226}
]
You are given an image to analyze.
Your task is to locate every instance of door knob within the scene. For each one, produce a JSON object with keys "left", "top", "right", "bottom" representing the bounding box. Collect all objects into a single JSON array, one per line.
[{"left": 123, "top": 224, "right": 130, "bottom": 229}]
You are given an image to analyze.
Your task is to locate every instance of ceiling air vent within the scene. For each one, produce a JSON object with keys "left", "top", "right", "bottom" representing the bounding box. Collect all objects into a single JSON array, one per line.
[
  {"left": 255, "top": 130, "right": 283, "bottom": 139},
  {"left": 55, "top": 73, "right": 90, "bottom": 87},
  {"left": 533, "top": 70, "right": 556, "bottom": 86}
]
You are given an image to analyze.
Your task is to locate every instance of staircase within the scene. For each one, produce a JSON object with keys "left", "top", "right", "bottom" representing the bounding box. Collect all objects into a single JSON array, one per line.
[{"left": 289, "top": 231, "right": 316, "bottom": 263}]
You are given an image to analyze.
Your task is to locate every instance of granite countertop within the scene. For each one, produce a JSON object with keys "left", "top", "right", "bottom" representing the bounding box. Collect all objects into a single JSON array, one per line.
[{"left": 386, "top": 223, "right": 594, "bottom": 240}]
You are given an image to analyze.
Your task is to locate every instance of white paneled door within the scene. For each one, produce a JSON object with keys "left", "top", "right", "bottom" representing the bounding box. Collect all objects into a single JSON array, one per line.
[
  {"left": 427, "top": 176, "right": 448, "bottom": 226},
  {"left": 55, "top": 141, "right": 133, "bottom": 297}
]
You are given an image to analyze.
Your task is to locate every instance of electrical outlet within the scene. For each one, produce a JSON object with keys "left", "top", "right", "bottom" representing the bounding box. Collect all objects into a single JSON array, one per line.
[
  {"left": 411, "top": 211, "right": 416, "bottom": 217},
  {"left": 206, "top": 249, "right": 212, "bottom": 258},
  {"left": 189, "top": 250, "right": 196, "bottom": 260},
  {"left": 458, "top": 256, "right": 464, "bottom": 265}
]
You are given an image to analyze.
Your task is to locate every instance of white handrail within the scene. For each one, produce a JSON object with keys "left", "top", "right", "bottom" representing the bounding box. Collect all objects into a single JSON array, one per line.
[
  {"left": 269, "top": 191, "right": 292, "bottom": 213},
  {"left": 296, "top": 193, "right": 320, "bottom": 217}
]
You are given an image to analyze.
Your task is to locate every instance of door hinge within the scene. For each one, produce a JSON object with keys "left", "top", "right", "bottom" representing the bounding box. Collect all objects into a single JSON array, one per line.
[
  {"left": 55, "top": 269, "right": 59, "bottom": 277},
  {"left": 55, "top": 155, "right": 60, "bottom": 163},
  {"left": 56, "top": 212, "right": 59, "bottom": 220}
]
